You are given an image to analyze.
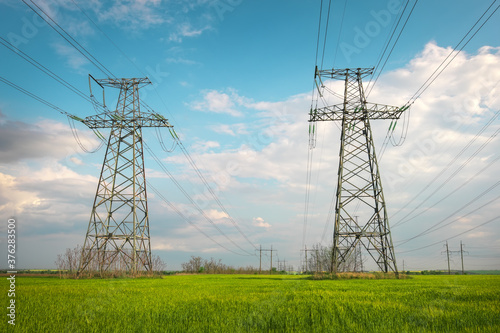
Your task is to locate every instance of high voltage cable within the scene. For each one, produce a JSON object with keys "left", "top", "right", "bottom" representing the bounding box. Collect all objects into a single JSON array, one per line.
[
  {"left": 0, "top": 36, "right": 107, "bottom": 153},
  {"left": 309, "top": 123, "right": 329, "bottom": 245},
  {"left": 172, "top": 138, "right": 258, "bottom": 250},
  {"left": 304, "top": 0, "right": 332, "bottom": 251},
  {"left": 25, "top": 0, "right": 186, "bottom": 156},
  {"left": 70, "top": 0, "right": 174, "bottom": 125},
  {"left": 319, "top": 186, "right": 335, "bottom": 245},
  {"left": 393, "top": 155, "right": 500, "bottom": 229},
  {"left": 366, "top": 0, "right": 409, "bottom": 88},
  {"left": 0, "top": 37, "right": 94, "bottom": 104},
  {"left": 69, "top": 0, "right": 147, "bottom": 78},
  {"left": 365, "top": 0, "right": 412, "bottom": 94},
  {"left": 397, "top": 191, "right": 500, "bottom": 246},
  {"left": 69, "top": 0, "right": 181, "bottom": 136},
  {"left": 372, "top": 2, "right": 498, "bottom": 169},
  {"left": 155, "top": 126, "right": 177, "bottom": 153},
  {"left": 319, "top": 0, "right": 332, "bottom": 69},
  {"left": 392, "top": 109, "right": 500, "bottom": 223},
  {"left": 0, "top": 75, "right": 75, "bottom": 117},
  {"left": 22, "top": 0, "right": 115, "bottom": 79},
  {"left": 332, "top": 0, "right": 347, "bottom": 67},
  {"left": 147, "top": 181, "right": 246, "bottom": 255},
  {"left": 44, "top": 0, "right": 168, "bottom": 122},
  {"left": 391, "top": 107, "right": 500, "bottom": 218},
  {"left": 302, "top": 141, "right": 314, "bottom": 249},
  {"left": 393, "top": 125, "right": 500, "bottom": 227},
  {"left": 366, "top": 0, "right": 419, "bottom": 97},
  {"left": 397, "top": 216, "right": 499, "bottom": 254},
  {"left": 313, "top": 0, "right": 325, "bottom": 69},
  {"left": 301, "top": 0, "right": 323, "bottom": 247},
  {"left": 405, "top": 0, "right": 500, "bottom": 105},
  {"left": 144, "top": 141, "right": 255, "bottom": 256},
  {"left": 0, "top": 75, "right": 105, "bottom": 152},
  {"left": 389, "top": 107, "right": 411, "bottom": 147},
  {"left": 67, "top": 116, "right": 105, "bottom": 153},
  {"left": 378, "top": 106, "right": 412, "bottom": 161}
]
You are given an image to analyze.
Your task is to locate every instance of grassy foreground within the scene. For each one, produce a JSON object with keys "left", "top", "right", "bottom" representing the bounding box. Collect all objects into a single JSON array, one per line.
[{"left": 4, "top": 274, "right": 500, "bottom": 332}]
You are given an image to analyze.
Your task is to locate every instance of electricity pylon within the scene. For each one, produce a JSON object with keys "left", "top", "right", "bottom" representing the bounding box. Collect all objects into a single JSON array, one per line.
[
  {"left": 309, "top": 67, "right": 408, "bottom": 275},
  {"left": 77, "top": 77, "right": 173, "bottom": 276}
]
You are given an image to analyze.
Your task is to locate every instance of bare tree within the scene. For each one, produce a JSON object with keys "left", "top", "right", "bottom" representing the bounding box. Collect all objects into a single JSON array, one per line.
[
  {"left": 151, "top": 254, "right": 167, "bottom": 275},
  {"left": 180, "top": 256, "right": 260, "bottom": 274},
  {"left": 305, "top": 243, "right": 360, "bottom": 273},
  {"left": 55, "top": 245, "right": 82, "bottom": 278},
  {"left": 181, "top": 256, "right": 204, "bottom": 273}
]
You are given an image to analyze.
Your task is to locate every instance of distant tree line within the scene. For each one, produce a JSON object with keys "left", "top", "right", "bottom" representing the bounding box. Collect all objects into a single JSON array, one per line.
[{"left": 181, "top": 256, "right": 259, "bottom": 274}]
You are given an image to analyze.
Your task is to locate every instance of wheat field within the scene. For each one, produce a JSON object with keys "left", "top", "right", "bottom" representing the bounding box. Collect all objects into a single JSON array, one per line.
[{"left": 6, "top": 274, "right": 500, "bottom": 332}]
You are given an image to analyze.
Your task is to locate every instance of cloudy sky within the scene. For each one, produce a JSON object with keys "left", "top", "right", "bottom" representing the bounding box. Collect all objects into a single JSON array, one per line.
[{"left": 0, "top": 0, "right": 499, "bottom": 272}]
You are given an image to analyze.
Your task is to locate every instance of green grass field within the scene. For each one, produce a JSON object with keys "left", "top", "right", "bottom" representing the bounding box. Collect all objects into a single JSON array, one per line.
[{"left": 4, "top": 274, "right": 500, "bottom": 332}]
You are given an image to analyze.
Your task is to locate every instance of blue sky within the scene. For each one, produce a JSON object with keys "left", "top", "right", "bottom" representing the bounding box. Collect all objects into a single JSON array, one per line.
[{"left": 0, "top": 0, "right": 499, "bottom": 272}]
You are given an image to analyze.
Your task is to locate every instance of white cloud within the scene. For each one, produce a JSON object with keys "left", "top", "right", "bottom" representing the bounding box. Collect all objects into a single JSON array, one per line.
[
  {"left": 93, "top": 0, "right": 165, "bottom": 30},
  {"left": 205, "top": 209, "right": 229, "bottom": 222},
  {"left": 191, "top": 140, "right": 220, "bottom": 152},
  {"left": 52, "top": 43, "right": 89, "bottom": 71},
  {"left": 169, "top": 22, "right": 211, "bottom": 42},
  {"left": 466, "top": 231, "right": 487, "bottom": 239},
  {"left": 165, "top": 57, "right": 200, "bottom": 65},
  {"left": 0, "top": 117, "right": 99, "bottom": 163},
  {"left": 190, "top": 88, "right": 274, "bottom": 118},
  {"left": 253, "top": 217, "right": 271, "bottom": 228},
  {"left": 69, "top": 157, "right": 84, "bottom": 165},
  {"left": 190, "top": 89, "right": 244, "bottom": 117},
  {"left": 210, "top": 123, "right": 248, "bottom": 136}
]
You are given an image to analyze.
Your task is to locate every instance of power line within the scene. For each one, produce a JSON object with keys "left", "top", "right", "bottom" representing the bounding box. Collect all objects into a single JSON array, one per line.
[
  {"left": 391, "top": 108, "right": 500, "bottom": 221},
  {"left": 68, "top": 0, "right": 182, "bottom": 128},
  {"left": 0, "top": 75, "right": 75, "bottom": 117},
  {"left": 365, "top": 0, "right": 411, "bottom": 93},
  {"left": 302, "top": 138, "right": 315, "bottom": 249},
  {"left": 305, "top": 0, "right": 331, "bottom": 251},
  {"left": 393, "top": 125, "right": 500, "bottom": 226},
  {"left": 67, "top": 116, "right": 105, "bottom": 153},
  {"left": 396, "top": 185, "right": 500, "bottom": 245},
  {"left": 0, "top": 37, "right": 91, "bottom": 103},
  {"left": 171, "top": 137, "right": 258, "bottom": 250},
  {"left": 319, "top": 0, "right": 332, "bottom": 69},
  {"left": 0, "top": 74, "right": 105, "bottom": 153},
  {"left": 144, "top": 141, "right": 255, "bottom": 256},
  {"left": 393, "top": 155, "right": 500, "bottom": 229},
  {"left": 147, "top": 181, "right": 246, "bottom": 256},
  {"left": 69, "top": 0, "right": 147, "bottom": 78},
  {"left": 366, "top": 0, "right": 419, "bottom": 97},
  {"left": 397, "top": 216, "right": 499, "bottom": 254},
  {"left": 314, "top": 0, "right": 325, "bottom": 69},
  {"left": 405, "top": 0, "right": 500, "bottom": 105},
  {"left": 22, "top": 0, "right": 115, "bottom": 78},
  {"left": 332, "top": 0, "right": 347, "bottom": 67}
]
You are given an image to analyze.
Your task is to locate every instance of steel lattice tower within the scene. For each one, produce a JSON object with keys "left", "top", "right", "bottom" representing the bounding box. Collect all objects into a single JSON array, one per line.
[
  {"left": 310, "top": 68, "right": 408, "bottom": 274},
  {"left": 77, "top": 78, "right": 172, "bottom": 275}
]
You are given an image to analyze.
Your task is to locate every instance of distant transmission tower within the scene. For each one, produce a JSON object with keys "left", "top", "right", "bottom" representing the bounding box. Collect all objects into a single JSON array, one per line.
[
  {"left": 309, "top": 68, "right": 408, "bottom": 275},
  {"left": 77, "top": 77, "right": 172, "bottom": 276}
]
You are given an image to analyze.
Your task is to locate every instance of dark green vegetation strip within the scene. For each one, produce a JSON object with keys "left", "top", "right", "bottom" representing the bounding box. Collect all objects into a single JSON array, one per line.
[{"left": 5, "top": 275, "right": 500, "bottom": 332}]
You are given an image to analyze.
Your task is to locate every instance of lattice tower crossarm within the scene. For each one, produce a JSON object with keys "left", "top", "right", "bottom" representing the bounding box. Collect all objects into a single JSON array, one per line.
[
  {"left": 77, "top": 78, "right": 173, "bottom": 276},
  {"left": 310, "top": 68, "right": 401, "bottom": 275}
]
